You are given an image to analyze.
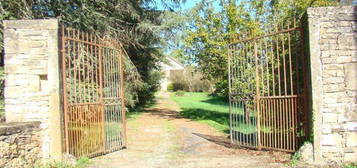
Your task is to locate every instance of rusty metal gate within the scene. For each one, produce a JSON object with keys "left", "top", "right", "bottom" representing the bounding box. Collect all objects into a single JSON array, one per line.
[
  {"left": 228, "top": 24, "right": 308, "bottom": 152},
  {"left": 60, "top": 26, "right": 126, "bottom": 157}
]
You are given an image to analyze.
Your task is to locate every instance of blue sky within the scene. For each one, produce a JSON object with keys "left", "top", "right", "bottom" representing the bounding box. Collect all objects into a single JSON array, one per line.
[
  {"left": 179, "top": 0, "right": 202, "bottom": 10},
  {"left": 153, "top": 0, "right": 201, "bottom": 10},
  {"left": 154, "top": 0, "right": 218, "bottom": 11}
]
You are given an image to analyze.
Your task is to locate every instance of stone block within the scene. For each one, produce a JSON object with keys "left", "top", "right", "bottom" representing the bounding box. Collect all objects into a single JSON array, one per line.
[
  {"left": 324, "top": 64, "right": 344, "bottom": 70},
  {"left": 322, "top": 145, "right": 343, "bottom": 153},
  {"left": 344, "top": 153, "right": 357, "bottom": 162},
  {"left": 323, "top": 77, "right": 345, "bottom": 84},
  {"left": 17, "top": 41, "right": 32, "bottom": 54},
  {"left": 324, "top": 92, "right": 347, "bottom": 99},
  {"left": 322, "top": 133, "right": 342, "bottom": 146},
  {"left": 344, "top": 63, "right": 357, "bottom": 90},
  {"left": 5, "top": 63, "right": 32, "bottom": 74},
  {"left": 40, "top": 79, "right": 49, "bottom": 93},
  {"left": 28, "top": 75, "right": 41, "bottom": 92},
  {"left": 5, "top": 74, "right": 29, "bottom": 87},
  {"left": 4, "top": 19, "right": 59, "bottom": 30},
  {"left": 339, "top": 21, "right": 352, "bottom": 27},
  {"left": 322, "top": 58, "right": 337, "bottom": 64},
  {"left": 346, "top": 133, "right": 357, "bottom": 147},
  {"left": 323, "top": 124, "right": 332, "bottom": 134},
  {"left": 323, "top": 113, "right": 338, "bottom": 123},
  {"left": 5, "top": 86, "right": 28, "bottom": 98},
  {"left": 319, "top": 39, "right": 338, "bottom": 44},
  {"left": 336, "top": 56, "right": 352, "bottom": 63},
  {"left": 337, "top": 14, "right": 357, "bottom": 21},
  {"left": 338, "top": 105, "right": 357, "bottom": 122},
  {"left": 324, "top": 97, "right": 338, "bottom": 104},
  {"left": 321, "top": 34, "right": 339, "bottom": 39},
  {"left": 323, "top": 84, "right": 345, "bottom": 93},
  {"left": 338, "top": 34, "right": 357, "bottom": 50},
  {"left": 343, "top": 122, "right": 357, "bottom": 132}
]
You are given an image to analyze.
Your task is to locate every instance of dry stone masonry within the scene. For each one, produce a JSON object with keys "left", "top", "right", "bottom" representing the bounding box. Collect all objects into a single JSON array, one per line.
[
  {"left": 0, "top": 122, "right": 42, "bottom": 168},
  {"left": 3, "top": 19, "right": 63, "bottom": 161},
  {"left": 308, "top": 6, "right": 357, "bottom": 163}
]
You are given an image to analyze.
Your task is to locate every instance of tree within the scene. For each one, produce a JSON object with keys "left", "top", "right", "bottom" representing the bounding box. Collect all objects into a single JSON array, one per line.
[
  {"left": 176, "top": 0, "right": 337, "bottom": 97},
  {"left": 0, "top": 0, "right": 184, "bottom": 108}
]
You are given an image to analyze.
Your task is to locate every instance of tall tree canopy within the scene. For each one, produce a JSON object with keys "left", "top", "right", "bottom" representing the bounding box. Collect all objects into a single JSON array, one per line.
[
  {"left": 0, "top": 0, "right": 184, "bottom": 108},
  {"left": 171, "top": 0, "right": 338, "bottom": 97}
]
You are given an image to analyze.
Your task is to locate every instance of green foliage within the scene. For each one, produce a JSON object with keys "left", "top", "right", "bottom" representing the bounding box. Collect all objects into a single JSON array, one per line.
[
  {"left": 167, "top": 83, "right": 174, "bottom": 92},
  {"left": 174, "top": 90, "right": 185, "bottom": 96},
  {"left": 35, "top": 157, "right": 90, "bottom": 168},
  {"left": 0, "top": 0, "right": 184, "bottom": 109},
  {"left": 172, "top": 83, "right": 187, "bottom": 91},
  {"left": 289, "top": 151, "right": 302, "bottom": 167},
  {"left": 344, "top": 163, "right": 357, "bottom": 168},
  {"left": 169, "top": 67, "right": 213, "bottom": 92},
  {"left": 172, "top": 0, "right": 338, "bottom": 97}
]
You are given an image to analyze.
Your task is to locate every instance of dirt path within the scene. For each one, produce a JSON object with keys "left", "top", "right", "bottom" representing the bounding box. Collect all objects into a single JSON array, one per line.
[{"left": 89, "top": 92, "right": 291, "bottom": 168}]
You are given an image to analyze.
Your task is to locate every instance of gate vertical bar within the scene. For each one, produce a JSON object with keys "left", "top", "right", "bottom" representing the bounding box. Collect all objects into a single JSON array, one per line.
[
  {"left": 254, "top": 41, "right": 261, "bottom": 149},
  {"left": 228, "top": 45, "right": 233, "bottom": 143},
  {"left": 60, "top": 25, "right": 69, "bottom": 154},
  {"left": 98, "top": 40, "right": 106, "bottom": 153},
  {"left": 120, "top": 48, "right": 127, "bottom": 147}
]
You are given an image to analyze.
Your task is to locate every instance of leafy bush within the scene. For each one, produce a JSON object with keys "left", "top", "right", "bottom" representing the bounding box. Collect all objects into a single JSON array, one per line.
[
  {"left": 172, "top": 82, "right": 187, "bottom": 91},
  {"left": 168, "top": 67, "right": 213, "bottom": 92},
  {"left": 175, "top": 90, "right": 185, "bottom": 96},
  {"left": 167, "top": 83, "right": 174, "bottom": 92},
  {"left": 289, "top": 151, "right": 302, "bottom": 166}
]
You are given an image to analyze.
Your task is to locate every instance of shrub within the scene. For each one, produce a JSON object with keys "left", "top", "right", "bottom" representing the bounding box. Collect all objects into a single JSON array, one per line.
[
  {"left": 175, "top": 90, "right": 185, "bottom": 96},
  {"left": 167, "top": 83, "right": 174, "bottom": 92},
  {"left": 172, "top": 82, "right": 187, "bottom": 91},
  {"left": 168, "top": 67, "right": 213, "bottom": 92}
]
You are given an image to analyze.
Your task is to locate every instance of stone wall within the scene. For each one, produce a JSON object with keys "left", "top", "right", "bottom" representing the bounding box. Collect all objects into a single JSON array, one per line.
[
  {"left": 308, "top": 6, "right": 357, "bottom": 163},
  {"left": 0, "top": 122, "right": 42, "bottom": 168},
  {"left": 3, "top": 19, "right": 63, "bottom": 160}
]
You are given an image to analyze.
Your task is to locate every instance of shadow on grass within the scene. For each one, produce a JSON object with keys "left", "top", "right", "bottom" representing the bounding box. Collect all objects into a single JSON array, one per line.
[
  {"left": 201, "top": 95, "right": 229, "bottom": 107},
  {"left": 179, "top": 108, "right": 230, "bottom": 134}
]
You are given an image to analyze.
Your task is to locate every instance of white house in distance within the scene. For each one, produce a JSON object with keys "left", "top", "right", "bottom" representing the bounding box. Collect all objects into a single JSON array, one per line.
[{"left": 160, "top": 57, "right": 184, "bottom": 91}]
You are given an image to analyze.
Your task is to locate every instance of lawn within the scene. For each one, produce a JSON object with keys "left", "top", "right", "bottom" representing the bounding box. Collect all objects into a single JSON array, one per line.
[
  {"left": 170, "top": 92, "right": 230, "bottom": 133},
  {"left": 170, "top": 92, "right": 264, "bottom": 135}
]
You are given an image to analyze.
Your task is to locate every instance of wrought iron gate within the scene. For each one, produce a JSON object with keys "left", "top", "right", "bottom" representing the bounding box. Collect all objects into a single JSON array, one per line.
[
  {"left": 228, "top": 25, "right": 308, "bottom": 152},
  {"left": 60, "top": 26, "right": 126, "bottom": 157}
]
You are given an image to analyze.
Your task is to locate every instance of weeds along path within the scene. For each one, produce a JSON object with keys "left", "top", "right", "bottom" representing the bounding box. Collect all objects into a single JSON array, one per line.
[{"left": 89, "top": 91, "right": 291, "bottom": 168}]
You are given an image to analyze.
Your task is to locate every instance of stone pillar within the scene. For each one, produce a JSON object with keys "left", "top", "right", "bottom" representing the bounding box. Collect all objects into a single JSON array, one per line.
[
  {"left": 308, "top": 6, "right": 357, "bottom": 163},
  {"left": 3, "top": 19, "right": 63, "bottom": 161}
]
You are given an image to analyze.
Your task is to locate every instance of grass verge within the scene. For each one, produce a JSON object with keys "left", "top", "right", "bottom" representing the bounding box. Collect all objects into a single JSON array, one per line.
[
  {"left": 170, "top": 92, "right": 230, "bottom": 133},
  {"left": 35, "top": 157, "right": 91, "bottom": 168}
]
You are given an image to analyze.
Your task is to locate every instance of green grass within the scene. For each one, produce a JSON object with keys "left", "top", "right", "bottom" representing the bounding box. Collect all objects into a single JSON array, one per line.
[
  {"left": 344, "top": 163, "right": 357, "bottom": 168},
  {"left": 171, "top": 92, "right": 294, "bottom": 136},
  {"left": 35, "top": 157, "right": 91, "bottom": 168},
  {"left": 170, "top": 92, "right": 231, "bottom": 133}
]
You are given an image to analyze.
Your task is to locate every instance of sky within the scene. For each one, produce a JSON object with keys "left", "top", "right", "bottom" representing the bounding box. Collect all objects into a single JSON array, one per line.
[
  {"left": 154, "top": 0, "right": 201, "bottom": 11},
  {"left": 178, "top": 0, "right": 202, "bottom": 10},
  {"left": 153, "top": 0, "right": 221, "bottom": 11}
]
